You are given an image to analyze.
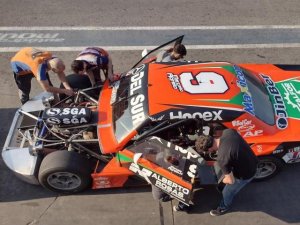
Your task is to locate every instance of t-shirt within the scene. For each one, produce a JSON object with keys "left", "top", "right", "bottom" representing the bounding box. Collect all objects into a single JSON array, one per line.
[
  {"left": 156, "top": 50, "right": 173, "bottom": 62},
  {"left": 217, "top": 129, "right": 258, "bottom": 179},
  {"left": 11, "top": 47, "right": 53, "bottom": 81},
  {"left": 76, "top": 47, "right": 109, "bottom": 69}
]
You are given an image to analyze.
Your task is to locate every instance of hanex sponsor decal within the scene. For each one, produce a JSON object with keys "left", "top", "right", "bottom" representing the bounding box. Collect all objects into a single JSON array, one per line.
[
  {"left": 169, "top": 110, "right": 223, "bottom": 121},
  {"left": 233, "top": 66, "right": 255, "bottom": 115},
  {"left": 261, "top": 74, "right": 288, "bottom": 129},
  {"left": 129, "top": 64, "right": 146, "bottom": 125}
]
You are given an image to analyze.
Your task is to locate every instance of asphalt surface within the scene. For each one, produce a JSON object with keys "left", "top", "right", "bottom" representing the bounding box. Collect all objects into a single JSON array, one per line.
[{"left": 1, "top": 1, "right": 300, "bottom": 225}]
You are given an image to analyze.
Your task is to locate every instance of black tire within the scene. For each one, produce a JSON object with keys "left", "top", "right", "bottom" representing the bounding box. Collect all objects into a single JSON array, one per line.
[
  {"left": 59, "top": 74, "right": 92, "bottom": 100},
  {"left": 254, "top": 156, "right": 284, "bottom": 181},
  {"left": 38, "top": 151, "right": 93, "bottom": 194}
]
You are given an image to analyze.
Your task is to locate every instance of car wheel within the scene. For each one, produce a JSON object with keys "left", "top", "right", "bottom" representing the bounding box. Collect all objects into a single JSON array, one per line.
[
  {"left": 254, "top": 156, "right": 283, "bottom": 181},
  {"left": 38, "top": 151, "right": 93, "bottom": 194}
]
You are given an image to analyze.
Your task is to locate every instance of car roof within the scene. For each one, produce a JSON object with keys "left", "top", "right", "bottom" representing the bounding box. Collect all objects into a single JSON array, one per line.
[{"left": 146, "top": 61, "right": 246, "bottom": 122}]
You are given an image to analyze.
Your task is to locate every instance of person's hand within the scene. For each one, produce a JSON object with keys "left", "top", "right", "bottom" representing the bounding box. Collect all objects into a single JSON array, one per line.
[
  {"left": 64, "top": 88, "right": 75, "bottom": 96},
  {"left": 112, "top": 73, "right": 121, "bottom": 81},
  {"left": 222, "top": 173, "right": 235, "bottom": 184}
]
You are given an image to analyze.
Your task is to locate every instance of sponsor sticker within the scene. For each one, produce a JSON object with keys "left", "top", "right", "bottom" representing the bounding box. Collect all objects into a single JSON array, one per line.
[
  {"left": 169, "top": 110, "right": 223, "bottom": 121},
  {"left": 260, "top": 74, "right": 288, "bottom": 129},
  {"left": 233, "top": 66, "right": 255, "bottom": 115}
]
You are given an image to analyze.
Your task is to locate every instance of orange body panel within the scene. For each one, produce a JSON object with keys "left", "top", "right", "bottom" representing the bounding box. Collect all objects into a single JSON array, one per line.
[
  {"left": 147, "top": 63, "right": 244, "bottom": 116},
  {"left": 92, "top": 157, "right": 134, "bottom": 189}
]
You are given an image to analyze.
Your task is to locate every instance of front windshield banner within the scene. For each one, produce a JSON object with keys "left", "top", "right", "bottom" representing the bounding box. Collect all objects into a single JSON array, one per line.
[{"left": 113, "top": 64, "right": 149, "bottom": 142}]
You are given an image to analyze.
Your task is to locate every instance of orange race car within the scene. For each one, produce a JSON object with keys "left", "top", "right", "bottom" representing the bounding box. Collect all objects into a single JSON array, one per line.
[{"left": 3, "top": 36, "right": 300, "bottom": 206}]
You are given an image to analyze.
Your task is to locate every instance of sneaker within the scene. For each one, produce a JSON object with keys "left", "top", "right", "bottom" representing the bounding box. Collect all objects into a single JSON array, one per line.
[
  {"left": 161, "top": 195, "right": 173, "bottom": 202},
  {"left": 173, "top": 204, "right": 190, "bottom": 212},
  {"left": 209, "top": 207, "right": 229, "bottom": 216}
]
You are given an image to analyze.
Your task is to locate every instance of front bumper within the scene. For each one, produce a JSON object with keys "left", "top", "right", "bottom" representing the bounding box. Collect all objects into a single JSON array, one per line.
[{"left": 2, "top": 92, "right": 53, "bottom": 184}]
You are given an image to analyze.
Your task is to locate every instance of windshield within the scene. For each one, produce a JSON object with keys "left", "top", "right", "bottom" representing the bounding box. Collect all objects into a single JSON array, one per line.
[
  {"left": 112, "top": 64, "right": 149, "bottom": 142},
  {"left": 242, "top": 68, "right": 275, "bottom": 125}
]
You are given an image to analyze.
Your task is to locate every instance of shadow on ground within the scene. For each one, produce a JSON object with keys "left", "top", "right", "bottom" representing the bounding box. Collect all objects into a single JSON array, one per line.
[
  {"left": 188, "top": 163, "right": 300, "bottom": 223},
  {"left": 1, "top": 108, "right": 300, "bottom": 223}
]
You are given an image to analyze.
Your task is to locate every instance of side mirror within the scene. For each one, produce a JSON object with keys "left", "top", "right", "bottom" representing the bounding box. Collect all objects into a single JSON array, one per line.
[{"left": 141, "top": 49, "right": 148, "bottom": 58}]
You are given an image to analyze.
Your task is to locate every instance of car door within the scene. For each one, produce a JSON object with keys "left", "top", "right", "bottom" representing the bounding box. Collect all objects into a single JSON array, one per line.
[{"left": 118, "top": 136, "right": 199, "bottom": 205}]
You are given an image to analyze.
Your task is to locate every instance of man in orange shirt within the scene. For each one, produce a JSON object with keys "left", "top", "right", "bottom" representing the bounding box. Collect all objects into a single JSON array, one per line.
[{"left": 11, "top": 47, "right": 74, "bottom": 104}]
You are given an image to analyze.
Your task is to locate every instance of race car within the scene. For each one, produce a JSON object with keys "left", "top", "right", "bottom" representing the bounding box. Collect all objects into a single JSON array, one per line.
[{"left": 3, "top": 36, "right": 300, "bottom": 205}]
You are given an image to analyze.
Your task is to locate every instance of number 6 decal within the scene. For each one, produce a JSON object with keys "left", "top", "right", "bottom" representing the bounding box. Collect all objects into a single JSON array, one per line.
[{"left": 180, "top": 72, "right": 228, "bottom": 94}]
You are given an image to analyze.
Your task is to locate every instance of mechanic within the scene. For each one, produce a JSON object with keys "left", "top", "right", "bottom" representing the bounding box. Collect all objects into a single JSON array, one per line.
[
  {"left": 149, "top": 148, "right": 180, "bottom": 203},
  {"left": 71, "top": 47, "right": 115, "bottom": 86},
  {"left": 156, "top": 43, "right": 187, "bottom": 62},
  {"left": 191, "top": 129, "right": 258, "bottom": 216},
  {"left": 11, "top": 47, "right": 74, "bottom": 104}
]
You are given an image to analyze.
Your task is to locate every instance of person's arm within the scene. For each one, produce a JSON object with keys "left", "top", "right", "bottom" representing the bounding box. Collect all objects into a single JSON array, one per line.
[
  {"left": 86, "top": 70, "right": 96, "bottom": 86},
  {"left": 107, "top": 55, "right": 113, "bottom": 81},
  {"left": 38, "top": 80, "right": 74, "bottom": 96},
  {"left": 56, "top": 71, "right": 73, "bottom": 90},
  {"left": 217, "top": 147, "right": 235, "bottom": 184}
]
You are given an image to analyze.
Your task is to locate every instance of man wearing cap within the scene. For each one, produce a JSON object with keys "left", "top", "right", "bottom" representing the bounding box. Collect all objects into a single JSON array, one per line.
[
  {"left": 11, "top": 47, "right": 74, "bottom": 104},
  {"left": 194, "top": 129, "right": 258, "bottom": 216}
]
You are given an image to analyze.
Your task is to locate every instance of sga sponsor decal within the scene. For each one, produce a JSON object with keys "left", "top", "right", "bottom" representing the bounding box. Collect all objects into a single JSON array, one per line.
[
  {"left": 167, "top": 71, "right": 228, "bottom": 94},
  {"left": 43, "top": 107, "right": 90, "bottom": 125},
  {"left": 233, "top": 66, "right": 255, "bottom": 115},
  {"left": 45, "top": 108, "right": 87, "bottom": 116},
  {"left": 261, "top": 74, "right": 288, "bottom": 129}
]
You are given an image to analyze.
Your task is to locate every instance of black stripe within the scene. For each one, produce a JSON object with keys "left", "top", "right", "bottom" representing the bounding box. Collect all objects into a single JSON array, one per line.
[{"left": 274, "top": 64, "right": 300, "bottom": 71}]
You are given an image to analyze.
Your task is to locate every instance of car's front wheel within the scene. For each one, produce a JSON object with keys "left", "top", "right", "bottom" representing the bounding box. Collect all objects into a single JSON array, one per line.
[
  {"left": 38, "top": 151, "right": 93, "bottom": 193},
  {"left": 254, "top": 156, "right": 283, "bottom": 181}
]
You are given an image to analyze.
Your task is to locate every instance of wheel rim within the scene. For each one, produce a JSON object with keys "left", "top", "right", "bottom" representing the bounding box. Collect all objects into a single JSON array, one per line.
[
  {"left": 47, "top": 172, "right": 82, "bottom": 191},
  {"left": 255, "top": 161, "right": 277, "bottom": 179}
]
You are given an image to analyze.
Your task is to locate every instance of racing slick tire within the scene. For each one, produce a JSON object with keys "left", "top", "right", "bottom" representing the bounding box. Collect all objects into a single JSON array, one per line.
[
  {"left": 254, "top": 156, "right": 284, "bottom": 181},
  {"left": 38, "top": 150, "right": 93, "bottom": 194},
  {"left": 59, "top": 74, "right": 92, "bottom": 100}
]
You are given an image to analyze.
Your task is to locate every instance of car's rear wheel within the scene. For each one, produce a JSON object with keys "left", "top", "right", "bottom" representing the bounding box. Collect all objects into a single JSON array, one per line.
[
  {"left": 254, "top": 156, "right": 283, "bottom": 181},
  {"left": 38, "top": 151, "right": 93, "bottom": 193}
]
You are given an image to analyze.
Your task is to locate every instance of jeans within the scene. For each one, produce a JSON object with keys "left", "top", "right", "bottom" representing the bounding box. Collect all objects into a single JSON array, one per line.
[{"left": 219, "top": 176, "right": 254, "bottom": 209}]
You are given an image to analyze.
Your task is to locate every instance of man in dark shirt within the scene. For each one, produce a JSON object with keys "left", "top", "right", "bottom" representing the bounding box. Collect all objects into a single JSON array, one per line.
[{"left": 195, "top": 129, "right": 258, "bottom": 216}]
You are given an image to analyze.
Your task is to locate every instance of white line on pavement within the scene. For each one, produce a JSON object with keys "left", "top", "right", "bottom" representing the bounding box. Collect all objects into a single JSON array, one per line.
[
  {"left": 1, "top": 43, "right": 300, "bottom": 52},
  {"left": 1, "top": 25, "right": 300, "bottom": 31}
]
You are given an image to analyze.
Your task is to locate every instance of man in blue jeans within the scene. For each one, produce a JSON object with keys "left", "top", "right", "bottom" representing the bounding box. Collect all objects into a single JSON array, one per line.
[{"left": 193, "top": 129, "right": 258, "bottom": 216}]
